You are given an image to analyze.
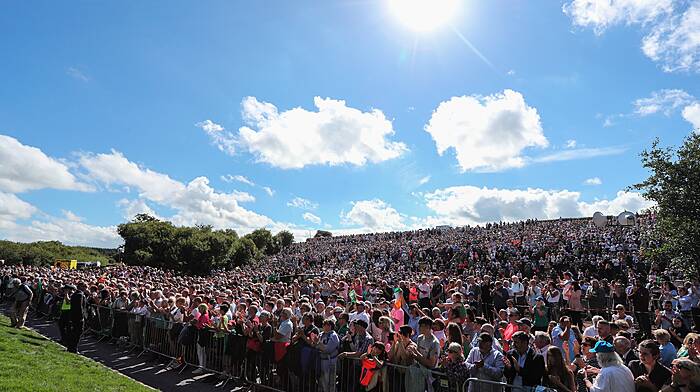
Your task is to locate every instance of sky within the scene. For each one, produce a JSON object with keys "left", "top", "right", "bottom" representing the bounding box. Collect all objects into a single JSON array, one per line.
[{"left": 1, "top": 0, "right": 699, "bottom": 248}]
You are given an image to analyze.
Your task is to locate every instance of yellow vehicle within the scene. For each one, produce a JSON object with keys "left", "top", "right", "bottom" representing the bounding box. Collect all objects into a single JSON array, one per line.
[{"left": 53, "top": 259, "right": 77, "bottom": 269}]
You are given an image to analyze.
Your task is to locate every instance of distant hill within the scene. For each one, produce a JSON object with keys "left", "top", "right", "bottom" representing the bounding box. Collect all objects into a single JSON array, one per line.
[{"left": 0, "top": 240, "right": 116, "bottom": 266}]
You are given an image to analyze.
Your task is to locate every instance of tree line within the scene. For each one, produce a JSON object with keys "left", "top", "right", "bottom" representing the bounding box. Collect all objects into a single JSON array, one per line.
[
  {"left": 0, "top": 240, "right": 115, "bottom": 266},
  {"left": 116, "top": 214, "right": 294, "bottom": 274}
]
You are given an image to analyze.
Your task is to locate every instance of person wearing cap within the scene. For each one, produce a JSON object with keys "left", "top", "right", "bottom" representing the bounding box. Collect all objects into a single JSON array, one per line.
[
  {"left": 464, "top": 332, "right": 505, "bottom": 392},
  {"left": 337, "top": 319, "right": 373, "bottom": 392},
  {"left": 504, "top": 330, "right": 545, "bottom": 387},
  {"left": 316, "top": 319, "right": 339, "bottom": 392},
  {"left": 552, "top": 316, "right": 578, "bottom": 362},
  {"left": 584, "top": 340, "right": 635, "bottom": 392}
]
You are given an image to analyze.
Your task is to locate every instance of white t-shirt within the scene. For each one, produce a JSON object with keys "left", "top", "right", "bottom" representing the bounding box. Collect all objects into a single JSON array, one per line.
[
  {"left": 418, "top": 283, "right": 431, "bottom": 299},
  {"left": 349, "top": 311, "right": 370, "bottom": 325}
]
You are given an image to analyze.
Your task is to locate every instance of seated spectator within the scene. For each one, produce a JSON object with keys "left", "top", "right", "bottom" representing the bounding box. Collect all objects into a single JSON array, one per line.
[
  {"left": 656, "top": 329, "right": 680, "bottom": 367},
  {"left": 573, "top": 336, "right": 601, "bottom": 392},
  {"left": 629, "top": 339, "right": 673, "bottom": 391},
  {"left": 545, "top": 346, "right": 576, "bottom": 392},
  {"left": 614, "top": 335, "right": 639, "bottom": 367},
  {"left": 584, "top": 341, "right": 635, "bottom": 392}
]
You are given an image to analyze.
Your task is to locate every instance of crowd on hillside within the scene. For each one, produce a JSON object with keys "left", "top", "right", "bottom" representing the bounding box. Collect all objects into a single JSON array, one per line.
[{"left": 2, "top": 215, "right": 700, "bottom": 392}]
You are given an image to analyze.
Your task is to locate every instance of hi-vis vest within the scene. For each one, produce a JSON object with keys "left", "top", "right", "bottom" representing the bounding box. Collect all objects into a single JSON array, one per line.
[{"left": 61, "top": 298, "right": 71, "bottom": 311}]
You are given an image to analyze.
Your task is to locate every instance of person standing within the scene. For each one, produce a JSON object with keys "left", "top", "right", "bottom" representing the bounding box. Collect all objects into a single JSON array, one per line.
[
  {"left": 316, "top": 319, "right": 340, "bottom": 392},
  {"left": 630, "top": 279, "right": 652, "bottom": 339},
  {"left": 503, "top": 331, "right": 545, "bottom": 387},
  {"left": 9, "top": 278, "right": 33, "bottom": 329},
  {"left": 65, "top": 282, "right": 87, "bottom": 353}
]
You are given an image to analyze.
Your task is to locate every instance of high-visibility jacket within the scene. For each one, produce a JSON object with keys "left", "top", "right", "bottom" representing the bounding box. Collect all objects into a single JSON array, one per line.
[{"left": 61, "top": 297, "right": 71, "bottom": 311}]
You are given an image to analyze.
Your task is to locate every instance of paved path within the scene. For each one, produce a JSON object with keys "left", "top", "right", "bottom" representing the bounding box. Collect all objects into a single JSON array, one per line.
[{"left": 1, "top": 303, "right": 252, "bottom": 392}]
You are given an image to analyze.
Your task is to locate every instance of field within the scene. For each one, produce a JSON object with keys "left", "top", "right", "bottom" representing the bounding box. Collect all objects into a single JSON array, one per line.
[{"left": 0, "top": 314, "right": 153, "bottom": 392}]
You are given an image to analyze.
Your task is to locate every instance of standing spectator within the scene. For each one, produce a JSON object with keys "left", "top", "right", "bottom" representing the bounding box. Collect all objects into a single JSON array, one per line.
[
  {"left": 631, "top": 279, "right": 653, "bottom": 339},
  {"left": 552, "top": 316, "right": 577, "bottom": 363},
  {"left": 503, "top": 331, "right": 545, "bottom": 387},
  {"left": 614, "top": 335, "right": 639, "bottom": 367},
  {"left": 587, "top": 279, "right": 608, "bottom": 318},
  {"left": 464, "top": 332, "right": 505, "bottom": 392},
  {"left": 405, "top": 317, "right": 440, "bottom": 392},
  {"left": 8, "top": 278, "right": 33, "bottom": 329},
  {"left": 316, "top": 319, "right": 339, "bottom": 392},
  {"left": 663, "top": 359, "right": 700, "bottom": 392}
]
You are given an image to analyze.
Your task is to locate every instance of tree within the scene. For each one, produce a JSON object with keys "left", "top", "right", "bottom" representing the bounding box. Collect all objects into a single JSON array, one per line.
[
  {"left": 275, "top": 230, "right": 294, "bottom": 248},
  {"left": 314, "top": 230, "right": 332, "bottom": 238},
  {"left": 632, "top": 133, "right": 700, "bottom": 279},
  {"left": 245, "top": 228, "right": 277, "bottom": 255},
  {"left": 230, "top": 237, "right": 258, "bottom": 267}
]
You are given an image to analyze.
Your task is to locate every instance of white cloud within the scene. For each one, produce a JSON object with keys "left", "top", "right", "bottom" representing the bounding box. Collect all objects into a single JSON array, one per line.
[
  {"left": 421, "top": 185, "right": 653, "bottom": 226},
  {"left": 682, "top": 102, "right": 700, "bottom": 132},
  {"left": 66, "top": 67, "right": 90, "bottom": 82},
  {"left": 633, "top": 89, "right": 696, "bottom": 116},
  {"left": 196, "top": 120, "right": 237, "bottom": 155},
  {"left": 262, "top": 186, "right": 275, "bottom": 196},
  {"left": 117, "top": 198, "right": 159, "bottom": 221},
  {"left": 642, "top": 2, "right": 700, "bottom": 73},
  {"left": 80, "top": 150, "right": 273, "bottom": 232},
  {"left": 238, "top": 96, "right": 408, "bottom": 169},
  {"left": 341, "top": 199, "right": 405, "bottom": 231},
  {"left": 565, "top": 139, "right": 577, "bottom": 148},
  {"left": 287, "top": 197, "right": 318, "bottom": 210},
  {"left": 2, "top": 218, "right": 120, "bottom": 248},
  {"left": 231, "top": 190, "right": 255, "bottom": 203},
  {"left": 584, "top": 177, "right": 603, "bottom": 185},
  {"left": 507, "top": 69, "right": 516, "bottom": 76},
  {"left": 302, "top": 212, "right": 322, "bottom": 225},
  {"left": 0, "top": 192, "right": 37, "bottom": 228},
  {"left": 563, "top": 0, "right": 673, "bottom": 34},
  {"left": 563, "top": 0, "right": 700, "bottom": 73},
  {"left": 424, "top": 89, "right": 548, "bottom": 172},
  {"left": 532, "top": 146, "right": 627, "bottom": 163},
  {"left": 0, "top": 134, "right": 92, "bottom": 193},
  {"left": 62, "top": 210, "right": 83, "bottom": 222},
  {"left": 221, "top": 174, "right": 255, "bottom": 186},
  {"left": 418, "top": 176, "right": 431, "bottom": 186}
]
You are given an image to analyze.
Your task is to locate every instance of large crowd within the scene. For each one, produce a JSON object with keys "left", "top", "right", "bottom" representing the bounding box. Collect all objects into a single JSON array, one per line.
[{"left": 2, "top": 214, "right": 700, "bottom": 392}]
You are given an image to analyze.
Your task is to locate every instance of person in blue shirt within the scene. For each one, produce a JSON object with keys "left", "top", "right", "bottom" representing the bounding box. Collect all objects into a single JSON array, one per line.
[
  {"left": 316, "top": 319, "right": 340, "bottom": 392},
  {"left": 653, "top": 329, "right": 678, "bottom": 367},
  {"left": 551, "top": 316, "right": 577, "bottom": 363}
]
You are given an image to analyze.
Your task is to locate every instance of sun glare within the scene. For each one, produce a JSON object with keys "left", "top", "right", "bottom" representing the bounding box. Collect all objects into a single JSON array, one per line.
[{"left": 388, "top": 0, "right": 460, "bottom": 32}]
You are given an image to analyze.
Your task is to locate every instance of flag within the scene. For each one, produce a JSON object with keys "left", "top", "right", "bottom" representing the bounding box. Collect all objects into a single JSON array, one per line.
[
  {"left": 349, "top": 289, "right": 357, "bottom": 304},
  {"left": 394, "top": 287, "right": 404, "bottom": 309}
]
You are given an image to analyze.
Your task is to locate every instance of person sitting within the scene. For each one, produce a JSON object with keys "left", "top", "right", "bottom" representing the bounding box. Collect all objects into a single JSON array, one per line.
[
  {"left": 544, "top": 346, "right": 576, "bottom": 392},
  {"left": 614, "top": 335, "right": 639, "bottom": 367},
  {"left": 503, "top": 331, "right": 545, "bottom": 387},
  {"left": 655, "top": 329, "right": 680, "bottom": 368},
  {"left": 629, "top": 339, "right": 673, "bottom": 391},
  {"left": 584, "top": 340, "right": 635, "bottom": 392}
]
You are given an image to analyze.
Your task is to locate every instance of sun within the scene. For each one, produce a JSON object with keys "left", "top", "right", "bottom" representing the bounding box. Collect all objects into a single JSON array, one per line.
[{"left": 388, "top": 0, "right": 460, "bottom": 32}]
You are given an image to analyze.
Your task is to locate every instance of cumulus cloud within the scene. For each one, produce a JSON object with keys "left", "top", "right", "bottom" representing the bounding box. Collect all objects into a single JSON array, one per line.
[
  {"left": 341, "top": 199, "right": 405, "bottom": 231},
  {"left": 564, "top": 0, "right": 700, "bottom": 73},
  {"left": 682, "top": 103, "right": 700, "bottom": 133},
  {"left": 80, "top": 150, "right": 273, "bottom": 231},
  {"left": 0, "top": 134, "right": 92, "bottom": 193},
  {"left": 565, "top": 139, "right": 577, "bottom": 148},
  {"left": 237, "top": 96, "right": 407, "bottom": 169},
  {"left": 302, "top": 212, "right": 322, "bottom": 225},
  {"left": 197, "top": 120, "right": 237, "bottom": 155},
  {"left": 0, "top": 191, "right": 37, "bottom": 228},
  {"left": 421, "top": 185, "right": 653, "bottom": 226},
  {"left": 1, "top": 217, "right": 120, "bottom": 248},
  {"left": 117, "top": 198, "right": 159, "bottom": 221},
  {"left": 418, "top": 176, "right": 431, "bottom": 186},
  {"left": 584, "top": 177, "right": 603, "bottom": 185},
  {"left": 287, "top": 197, "right": 319, "bottom": 210},
  {"left": 633, "top": 89, "right": 696, "bottom": 116},
  {"left": 424, "top": 89, "right": 548, "bottom": 172},
  {"left": 262, "top": 186, "right": 275, "bottom": 196}
]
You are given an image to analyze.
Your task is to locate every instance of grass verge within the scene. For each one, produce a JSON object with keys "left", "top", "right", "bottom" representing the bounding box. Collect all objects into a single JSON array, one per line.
[{"left": 0, "top": 314, "right": 154, "bottom": 392}]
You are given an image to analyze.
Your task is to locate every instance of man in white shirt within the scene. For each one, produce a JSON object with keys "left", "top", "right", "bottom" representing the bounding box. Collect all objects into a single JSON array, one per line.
[
  {"left": 348, "top": 302, "right": 370, "bottom": 325},
  {"left": 417, "top": 277, "right": 431, "bottom": 309},
  {"left": 585, "top": 341, "right": 635, "bottom": 392},
  {"left": 509, "top": 276, "right": 524, "bottom": 304}
]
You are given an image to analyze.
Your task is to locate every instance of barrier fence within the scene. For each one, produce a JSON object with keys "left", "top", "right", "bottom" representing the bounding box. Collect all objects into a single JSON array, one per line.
[{"left": 464, "top": 378, "right": 558, "bottom": 392}]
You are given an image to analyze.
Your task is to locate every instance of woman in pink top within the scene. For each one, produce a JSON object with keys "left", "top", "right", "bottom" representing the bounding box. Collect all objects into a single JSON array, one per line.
[
  {"left": 568, "top": 281, "right": 584, "bottom": 330},
  {"left": 193, "top": 303, "right": 210, "bottom": 375}
]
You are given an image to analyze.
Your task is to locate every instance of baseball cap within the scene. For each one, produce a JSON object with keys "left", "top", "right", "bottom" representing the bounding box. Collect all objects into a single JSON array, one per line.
[{"left": 589, "top": 340, "right": 615, "bottom": 353}]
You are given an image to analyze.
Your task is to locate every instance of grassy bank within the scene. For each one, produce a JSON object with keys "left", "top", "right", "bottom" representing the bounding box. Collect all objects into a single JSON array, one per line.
[{"left": 0, "top": 314, "right": 153, "bottom": 392}]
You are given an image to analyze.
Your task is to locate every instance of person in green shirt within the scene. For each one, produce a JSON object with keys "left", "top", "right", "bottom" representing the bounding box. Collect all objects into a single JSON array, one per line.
[
  {"left": 532, "top": 297, "right": 549, "bottom": 332},
  {"left": 336, "top": 313, "right": 350, "bottom": 338}
]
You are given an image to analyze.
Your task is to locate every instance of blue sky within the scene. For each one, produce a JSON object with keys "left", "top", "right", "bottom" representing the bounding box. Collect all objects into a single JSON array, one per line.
[{"left": 1, "top": 0, "right": 699, "bottom": 247}]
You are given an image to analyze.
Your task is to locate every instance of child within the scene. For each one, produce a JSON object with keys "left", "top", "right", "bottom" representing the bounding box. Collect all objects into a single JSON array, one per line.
[{"left": 359, "top": 342, "right": 386, "bottom": 391}]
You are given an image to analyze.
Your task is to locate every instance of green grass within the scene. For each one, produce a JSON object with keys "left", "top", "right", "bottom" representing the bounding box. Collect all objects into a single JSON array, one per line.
[{"left": 0, "top": 314, "right": 154, "bottom": 392}]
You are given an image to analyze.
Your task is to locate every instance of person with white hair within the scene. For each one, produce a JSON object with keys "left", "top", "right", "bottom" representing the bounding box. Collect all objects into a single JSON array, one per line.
[
  {"left": 584, "top": 315, "right": 604, "bottom": 337},
  {"left": 584, "top": 340, "right": 635, "bottom": 392}
]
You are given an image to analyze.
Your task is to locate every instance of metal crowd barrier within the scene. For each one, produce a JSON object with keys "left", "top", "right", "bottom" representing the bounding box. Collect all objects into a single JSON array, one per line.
[{"left": 464, "top": 378, "right": 557, "bottom": 392}]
